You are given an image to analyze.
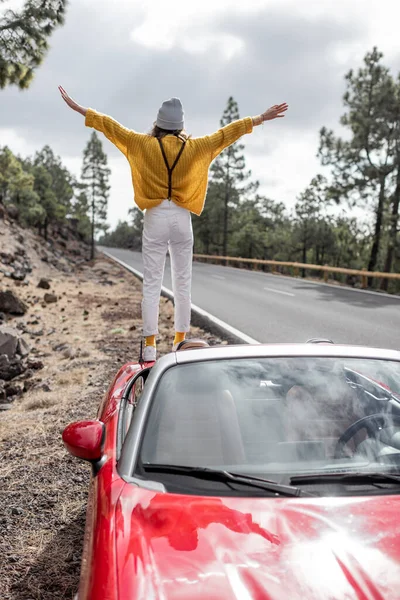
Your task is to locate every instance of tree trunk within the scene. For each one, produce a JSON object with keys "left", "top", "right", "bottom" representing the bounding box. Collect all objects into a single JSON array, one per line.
[
  {"left": 44, "top": 217, "right": 48, "bottom": 241},
  {"left": 90, "top": 183, "right": 95, "bottom": 261},
  {"left": 367, "top": 174, "right": 386, "bottom": 286},
  {"left": 301, "top": 226, "right": 307, "bottom": 278},
  {"left": 223, "top": 189, "right": 229, "bottom": 259},
  {"left": 381, "top": 166, "right": 400, "bottom": 290}
]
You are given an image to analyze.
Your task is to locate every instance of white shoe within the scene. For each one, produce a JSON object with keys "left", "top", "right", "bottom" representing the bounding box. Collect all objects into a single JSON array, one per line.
[{"left": 143, "top": 345, "right": 156, "bottom": 362}]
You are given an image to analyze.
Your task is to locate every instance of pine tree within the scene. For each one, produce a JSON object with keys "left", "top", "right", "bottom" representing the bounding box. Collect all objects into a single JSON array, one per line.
[
  {"left": 0, "top": 146, "right": 44, "bottom": 225},
  {"left": 128, "top": 206, "right": 144, "bottom": 246},
  {"left": 34, "top": 146, "right": 74, "bottom": 217},
  {"left": 381, "top": 78, "right": 400, "bottom": 285},
  {"left": 294, "top": 176, "right": 327, "bottom": 274},
  {"left": 0, "top": 0, "right": 68, "bottom": 89},
  {"left": 210, "top": 96, "right": 257, "bottom": 256},
  {"left": 319, "top": 48, "right": 398, "bottom": 279},
  {"left": 32, "top": 164, "right": 64, "bottom": 239},
  {"left": 81, "top": 132, "right": 111, "bottom": 260},
  {"left": 70, "top": 189, "right": 91, "bottom": 242}
]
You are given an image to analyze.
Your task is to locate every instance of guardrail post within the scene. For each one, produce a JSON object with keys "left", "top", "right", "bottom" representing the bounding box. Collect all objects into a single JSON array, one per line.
[
  {"left": 294, "top": 266, "right": 299, "bottom": 277},
  {"left": 361, "top": 268, "right": 367, "bottom": 289},
  {"left": 323, "top": 266, "right": 328, "bottom": 283}
]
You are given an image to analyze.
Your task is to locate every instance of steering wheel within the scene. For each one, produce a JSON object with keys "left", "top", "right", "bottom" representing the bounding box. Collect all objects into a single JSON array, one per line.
[{"left": 334, "top": 413, "right": 400, "bottom": 459}]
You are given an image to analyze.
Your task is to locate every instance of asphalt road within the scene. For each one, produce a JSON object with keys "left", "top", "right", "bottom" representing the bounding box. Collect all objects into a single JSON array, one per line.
[{"left": 101, "top": 247, "right": 400, "bottom": 350}]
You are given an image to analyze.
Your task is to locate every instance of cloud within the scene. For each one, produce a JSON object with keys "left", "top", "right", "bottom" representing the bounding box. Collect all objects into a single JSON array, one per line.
[
  {"left": 1, "top": 2, "right": 365, "bottom": 147},
  {"left": 2, "top": 0, "right": 400, "bottom": 227}
]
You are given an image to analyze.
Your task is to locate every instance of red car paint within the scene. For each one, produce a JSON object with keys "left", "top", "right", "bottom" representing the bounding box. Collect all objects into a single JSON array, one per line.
[{"left": 67, "top": 361, "right": 400, "bottom": 600}]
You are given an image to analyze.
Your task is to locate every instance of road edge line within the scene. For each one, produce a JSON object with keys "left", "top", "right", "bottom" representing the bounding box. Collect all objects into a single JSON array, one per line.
[{"left": 101, "top": 250, "right": 260, "bottom": 345}]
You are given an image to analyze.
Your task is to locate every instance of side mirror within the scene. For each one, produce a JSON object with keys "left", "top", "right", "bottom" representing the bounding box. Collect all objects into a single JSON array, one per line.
[{"left": 62, "top": 420, "right": 105, "bottom": 462}]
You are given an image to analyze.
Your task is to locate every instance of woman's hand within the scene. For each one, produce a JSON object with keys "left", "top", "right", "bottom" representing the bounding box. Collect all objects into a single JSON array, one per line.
[
  {"left": 252, "top": 103, "right": 288, "bottom": 126},
  {"left": 262, "top": 103, "right": 288, "bottom": 121},
  {"left": 58, "top": 86, "right": 87, "bottom": 116}
]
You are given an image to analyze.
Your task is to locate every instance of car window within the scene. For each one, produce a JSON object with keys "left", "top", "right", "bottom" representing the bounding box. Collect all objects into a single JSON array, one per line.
[
  {"left": 118, "top": 370, "right": 150, "bottom": 455},
  {"left": 139, "top": 357, "right": 400, "bottom": 490}
]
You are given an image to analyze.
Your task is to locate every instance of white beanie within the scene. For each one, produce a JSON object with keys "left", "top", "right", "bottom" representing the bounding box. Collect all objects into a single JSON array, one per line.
[{"left": 156, "top": 97, "right": 184, "bottom": 130}]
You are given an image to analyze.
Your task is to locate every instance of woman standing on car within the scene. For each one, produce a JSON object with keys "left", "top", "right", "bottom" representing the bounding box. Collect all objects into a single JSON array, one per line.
[{"left": 59, "top": 86, "right": 288, "bottom": 361}]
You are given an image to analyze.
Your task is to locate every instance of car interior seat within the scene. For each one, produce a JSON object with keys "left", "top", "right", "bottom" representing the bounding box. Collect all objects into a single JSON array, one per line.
[{"left": 153, "top": 366, "right": 245, "bottom": 466}]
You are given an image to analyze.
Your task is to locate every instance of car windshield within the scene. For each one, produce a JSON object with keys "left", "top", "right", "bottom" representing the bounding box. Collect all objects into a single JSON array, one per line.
[{"left": 139, "top": 356, "right": 400, "bottom": 494}]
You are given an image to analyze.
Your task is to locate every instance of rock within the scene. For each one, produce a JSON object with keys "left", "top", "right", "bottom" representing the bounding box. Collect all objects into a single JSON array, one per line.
[
  {"left": 0, "top": 290, "right": 27, "bottom": 315},
  {"left": 5, "top": 383, "right": 22, "bottom": 397},
  {"left": 0, "top": 326, "right": 29, "bottom": 381},
  {"left": 83, "top": 309, "right": 89, "bottom": 316},
  {"left": 62, "top": 346, "right": 76, "bottom": 359},
  {"left": 23, "top": 380, "right": 34, "bottom": 392},
  {"left": 0, "top": 327, "right": 19, "bottom": 358},
  {"left": 37, "top": 278, "right": 51, "bottom": 290},
  {"left": 99, "top": 279, "right": 114, "bottom": 286},
  {"left": 11, "top": 270, "right": 26, "bottom": 281},
  {"left": 6, "top": 204, "right": 19, "bottom": 220},
  {"left": 17, "top": 336, "right": 30, "bottom": 357},
  {"left": 0, "top": 355, "right": 25, "bottom": 381},
  {"left": 27, "top": 358, "right": 44, "bottom": 370},
  {"left": 0, "top": 381, "right": 6, "bottom": 401},
  {"left": 0, "top": 312, "right": 6, "bottom": 323},
  {"left": 44, "top": 293, "right": 57, "bottom": 304},
  {"left": 0, "top": 251, "right": 15, "bottom": 265},
  {"left": 11, "top": 507, "right": 23, "bottom": 516},
  {"left": 20, "top": 368, "right": 34, "bottom": 380},
  {"left": 52, "top": 342, "right": 69, "bottom": 352},
  {"left": 0, "top": 404, "right": 12, "bottom": 411},
  {"left": 41, "top": 382, "right": 52, "bottom": 392},
  {"left": 28, "top": 328, "right": 44, "bottom": 337}
]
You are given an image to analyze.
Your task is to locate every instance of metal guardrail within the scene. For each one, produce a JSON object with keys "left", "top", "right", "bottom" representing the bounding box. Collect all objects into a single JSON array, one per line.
[{"left": 193, "top": 254, "right": 400, "bottom": 289}]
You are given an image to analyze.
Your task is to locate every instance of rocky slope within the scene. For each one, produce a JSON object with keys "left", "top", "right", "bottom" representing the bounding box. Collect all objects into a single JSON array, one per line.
[{"left": 0, "top": 207, "right": 223, "bottom": 600}]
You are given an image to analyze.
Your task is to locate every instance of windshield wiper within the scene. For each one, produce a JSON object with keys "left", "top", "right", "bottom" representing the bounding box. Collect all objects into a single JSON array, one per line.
[
  {"left": 291, "top": 472, "right": 400, "bottom": 487},
  {"left": 143, "top": 463, "right": 314, "bottom": 497}
]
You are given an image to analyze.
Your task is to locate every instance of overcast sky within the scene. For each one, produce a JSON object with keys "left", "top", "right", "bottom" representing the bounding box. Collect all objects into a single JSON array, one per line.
[{"left": 2, "top": 0, "right": 400, "bottom": 228}]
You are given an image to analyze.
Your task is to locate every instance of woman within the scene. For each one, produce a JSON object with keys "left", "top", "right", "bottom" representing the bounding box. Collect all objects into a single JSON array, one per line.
[{"left": 58, "top": 86, "right": 288, "bottom": 361}]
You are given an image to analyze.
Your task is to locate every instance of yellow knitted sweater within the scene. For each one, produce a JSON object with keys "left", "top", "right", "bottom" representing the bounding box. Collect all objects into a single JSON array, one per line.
[{"left": 85, "top": 109, "right": 253, "bottom": 216}]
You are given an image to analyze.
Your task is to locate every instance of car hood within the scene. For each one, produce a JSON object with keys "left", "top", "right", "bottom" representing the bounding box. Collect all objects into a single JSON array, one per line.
[{"left": 115, "top": 486, "right": 400, "bottom": 600}]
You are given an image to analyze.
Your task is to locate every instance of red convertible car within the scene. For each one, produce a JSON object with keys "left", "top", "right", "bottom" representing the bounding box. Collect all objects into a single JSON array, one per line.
[{"left": 63, "top": 341, "right": 400, "bottom": 600}]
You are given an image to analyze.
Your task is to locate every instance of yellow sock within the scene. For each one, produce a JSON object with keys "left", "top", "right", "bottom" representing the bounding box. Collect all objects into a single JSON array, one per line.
[
  {"left": 173, "top": 332, "right": 186, "bottom": 346},
  {"left": 145, "top": 335, "right": 156, "bottom": 347}
]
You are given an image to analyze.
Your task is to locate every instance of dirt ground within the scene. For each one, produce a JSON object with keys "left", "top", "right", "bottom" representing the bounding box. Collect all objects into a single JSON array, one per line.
[{"left": 0, "top": 256, "right": 223, "bottom": 600}]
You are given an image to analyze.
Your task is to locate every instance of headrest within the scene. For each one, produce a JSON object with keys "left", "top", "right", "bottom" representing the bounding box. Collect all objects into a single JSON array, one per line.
[{"left": 175, "top": 338, "right": 210, "bottom": 352}]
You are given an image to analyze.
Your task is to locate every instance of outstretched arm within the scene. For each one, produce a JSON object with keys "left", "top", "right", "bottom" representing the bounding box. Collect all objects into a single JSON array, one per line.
[
  {"left": 208, "top": 103, "right": 288, "bottom": 160},
  {"left": 58, "top": 86, "right": 132, "bottom": 157}
]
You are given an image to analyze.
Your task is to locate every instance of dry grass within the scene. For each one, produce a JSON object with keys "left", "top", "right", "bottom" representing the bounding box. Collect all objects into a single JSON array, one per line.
[{"left": 0, "top": 254, "right": 222, "bottom": 600}]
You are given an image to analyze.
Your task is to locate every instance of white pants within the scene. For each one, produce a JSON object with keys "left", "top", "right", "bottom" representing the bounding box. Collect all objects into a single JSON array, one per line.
[{"left": 142, "top": 200, "right": 193, "bottom": 336}]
